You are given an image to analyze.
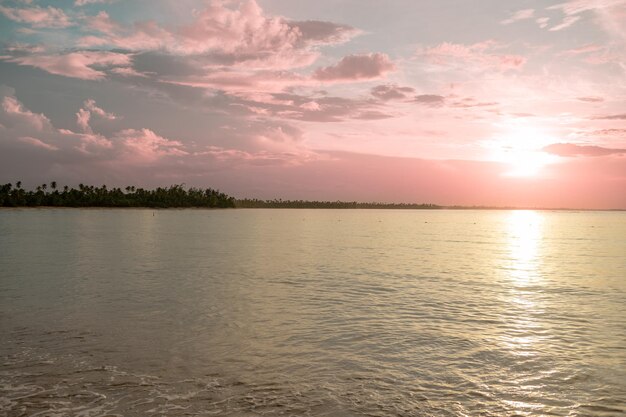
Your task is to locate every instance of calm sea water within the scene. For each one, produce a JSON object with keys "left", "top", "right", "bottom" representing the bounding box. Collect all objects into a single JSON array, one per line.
[{"left": 1, "top": 208, "right": 625, "bottom": 416}]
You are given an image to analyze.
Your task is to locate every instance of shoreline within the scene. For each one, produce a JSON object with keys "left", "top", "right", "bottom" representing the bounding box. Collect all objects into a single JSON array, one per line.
[{"left": 1, "top": 206, "right": 624, "bottom": 212}]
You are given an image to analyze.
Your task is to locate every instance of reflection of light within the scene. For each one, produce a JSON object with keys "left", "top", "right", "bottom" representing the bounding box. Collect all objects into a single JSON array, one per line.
[
  {"left": 506, "top": 210, "right": 544, "bottom": 284},
  {"left": 496, "top": 210, "right": 548, "bottom": 415}
]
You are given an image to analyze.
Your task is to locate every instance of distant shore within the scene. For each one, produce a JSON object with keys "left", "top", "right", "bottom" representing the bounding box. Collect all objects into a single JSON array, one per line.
[
  {"left": 2, "top": 182, "right": 624, "bottom": 211},
  {"left": 1, "top": 205, "right": 623, "bottom": 212}
]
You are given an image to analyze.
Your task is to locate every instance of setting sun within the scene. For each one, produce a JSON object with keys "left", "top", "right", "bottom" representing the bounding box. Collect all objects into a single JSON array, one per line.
[{"left": 486, "top": 120, "right": 561, "bottom": 177}]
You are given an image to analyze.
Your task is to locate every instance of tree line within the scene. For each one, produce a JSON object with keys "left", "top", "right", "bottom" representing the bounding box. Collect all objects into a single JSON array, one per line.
[
  {"left": 235, "top": 198, "right": 440, "bottom": 209},
  {"left": 0, "top": 182, "right": 442, "bottom": 209},
  {"left": 0, "top": 182, "right": 235, "bottom": 208}
]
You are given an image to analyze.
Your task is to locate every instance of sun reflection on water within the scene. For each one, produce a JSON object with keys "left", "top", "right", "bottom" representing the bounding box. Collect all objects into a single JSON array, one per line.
[
  {"left": 497, "top": 210, "right": 550, "bottom": 412},
  {"left": 505, "top": 210, "right": 545, "bottom": 285}
]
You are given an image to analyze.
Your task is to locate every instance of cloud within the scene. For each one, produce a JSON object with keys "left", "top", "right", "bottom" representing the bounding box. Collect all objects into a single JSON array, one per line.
[
  {"left": 76, "top": 108, "right": 91, "bottom": 133},
  {"left": 501, "top": 9, "right": 534, "bottom": 25},
  {"left": 0, "top": 5, "right": 71, "bottom": 28},
  {"left": 0, "top": 89, "right": 313, "bottom": 186},
  {"left": 48, "top": 0, "right": 363, "bottom": 96},
  {"left": 75, "top": 0, "right": 117, "bottom": 6},
  {"left": 78, "top": 0, "right": 358, "bottom": 65},
  {"left": 114, "top": 128, "right": 187, "bottom": 162},
  {"left": 290, "top": 20, "right": 361, "bottom": 46},
  {"left": 559, "top": 42, "right": 622, "bottom": 65},
  {"left": 84, "top": 11, "right": 120, "bottom": 35},
  {"left": 109, "top": 66, "right": 148, "bottom": 78},
  {"left": 84, "top": 99, "right": 117, "bottom": 120},
  {"left": 549, "top": 15, "right": 581, "bottom": 31},
  {"left": 2, "top": 51, "right": 132, "bottom": 80},
  {"left": 353, "top": 110, "right": 393, "bottom": 120},
  {"left": 543, "top": 142, "right": 626, "bottom": 157},
  {"left": 76, "top": 99, "right": 117, "bottom": 133},
  {"left": 18, "top": 136, "right": 59, "bottom": 151},
  {"left": 419, "top": 41, "right": 526, "bottom": 72},
  {"left": 546, "top": 0, "right": 626, "bottom": 35},
  {"left": 3, "top": 42, "right": 44, "bottom": 54},
  {"left": 312, "top": 53, "right": 395, "bottom": 82},
  {"left": 450, "top": 97, "right": 499, "bottom": 108},
  {"left": 1, "top": 95, "right": 51, "bottom": 131},
  {"left": 591, "top": 128, "right": 626, "bottom": 136},
  {"left": 592, "top": 113, "right": 626, "bottom": 120},
  {"left": 548, "top": 0, "right": 625, "bottom": 14},
  {"left": 576, "top": 96, "right": 604, "bottom": 102},
  {"left": 536, "top": 17, "right": 550, "bottom": 28},
  {"left": 414, "top": 94, "right": 446, "bottom": 106},
  {"left": 562, "top": 43, "right": 605, "bottom": 56},
  {"left": 371, "top": 84, "right": 415, "bottom": 100},
  {"left": 238, "top": 92, "right": 390, "bottom": 123}
]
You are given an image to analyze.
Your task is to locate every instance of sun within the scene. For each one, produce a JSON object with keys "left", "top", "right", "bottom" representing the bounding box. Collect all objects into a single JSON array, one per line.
[
  {"left": 485, "top": 120, "right": 560, "bottom": 177},
  {"left": 501, "top": 148, "right": 558, "bottom": 177}
]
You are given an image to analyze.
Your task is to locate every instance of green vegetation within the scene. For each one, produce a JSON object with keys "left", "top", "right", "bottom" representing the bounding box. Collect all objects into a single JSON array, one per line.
[
  {"left": 0, "top": 181, "right": 440, "bottom": 209},
  {"left": 235, "top": 198, "right": 440, "bottom": 209},
  {"left": 0, "top": 182, "right": 235, "bottom": 208}
]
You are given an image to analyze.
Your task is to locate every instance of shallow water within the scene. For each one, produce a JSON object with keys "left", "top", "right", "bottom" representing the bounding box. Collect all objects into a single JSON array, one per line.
[{"left": 1, "top": 208, "right": 625, "bottom": 416}]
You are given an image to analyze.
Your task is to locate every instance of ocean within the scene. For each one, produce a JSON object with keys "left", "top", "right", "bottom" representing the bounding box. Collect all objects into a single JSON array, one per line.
[{"left": 1, "top": 208, "right": 625, "bottom": 416}]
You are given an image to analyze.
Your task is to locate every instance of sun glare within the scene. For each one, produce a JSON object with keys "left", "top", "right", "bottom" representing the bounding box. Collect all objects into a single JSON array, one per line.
[{"left": 485, "top": 120, "right": 560, "bottom": 177}]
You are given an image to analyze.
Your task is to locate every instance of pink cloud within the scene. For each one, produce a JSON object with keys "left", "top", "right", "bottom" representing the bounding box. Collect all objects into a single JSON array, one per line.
[
  {"left": 546, "top": 0, "right": 625, "bottom": 37},
  {"left": 84, "top": 99, "right": 117, "bottom": 120},
  {"left": 312, "top": 53, "right": 395, "bottom": 82},
  {"left": 576, "top": 96, "right": 604, "bottom": 102},
  {"left": 78, "top": 0, "right": 357, "bottom": 69},
  {"left": 0, "top": 5, "right": 71, "bottom": 28},
  {"left": 85, "top": 11, "right": 120, "bottom": 35},
  {"left": 162, "top": 69, "right": 307, "bottom": 94},
  {"left": 197, "top": 146, "right": 308, "bottom": 166},
  {"left": 371, "top": 84, "right": 415, "bottom": 100},
  {"left": 547, "top": 0, "right": 625, "bottom": 16},
  {"left": 3, "top": 51, "right": 132, "bottom": 80},
  {"left": 109, "top": 66, "right": 148, "bottom": 77},
  {"left": 549, "top": 15, "right": 581, "bottom": 31},
  {"left": 420, "top": 41, "right": 527, "bottom": 72},
  {"left": 543, "top": 142, "right": 626, "bottom": 157},
  {"left": 501, "top": 9, "right": 535, "bottom": 25},
  {"left": 558, "top": 43, "right": 623, "bottom": 65},
  {"left": 177, "top": 0, "right": 301, "bottom": 55},
  {"left": 4, "top": 42, "right": 44, "bottom": 54},
  {"left": 75, "top": 99, "right": 117, "bottom": 133},
  {"left": 114, "top": 129, "right": 187, "bottom": 162},
  {"left": 592, "top": 113, "right": 626, "bottom": 120},
  {"left": 562, "top": 43, "right": 605, "bottom": 55},
  {"left": 18, "top": 136, "right": 58, "bottom": 151},
  {"left": 290, "top": 20, "right": 360, "bottom": 46},
  {"left": 2, "top": 92, "right": 185, "bottom": 163},
  {"left": 414, "top": 94, "right": 446, "bottom": 106},
  {"left": 2, "top": 96, "right": 51, "bottom": 131},
  {"left": 75, "top": 0, "right": 117, "bottom": 6},
  {"left": 536, "top": 17, "right": 550, "bottom": 28},
  {"left": 76, "top": 108, "right": 91, "bottom": 133}
]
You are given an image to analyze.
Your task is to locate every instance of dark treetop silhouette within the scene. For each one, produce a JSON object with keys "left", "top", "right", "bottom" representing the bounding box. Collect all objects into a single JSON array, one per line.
[
  {"left": 1, "top": 182, "right": 444, "bottom": 209},
  {"left": 0, "top": 182, "right": 235, "bottom": 208}
]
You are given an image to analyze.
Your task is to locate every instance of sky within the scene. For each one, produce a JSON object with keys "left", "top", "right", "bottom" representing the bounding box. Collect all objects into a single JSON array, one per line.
[{"left": 0, "top": 0, "right": 624, "bottom": 208}]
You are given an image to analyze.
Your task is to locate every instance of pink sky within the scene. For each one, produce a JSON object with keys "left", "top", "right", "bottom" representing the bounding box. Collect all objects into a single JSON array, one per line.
[{"left": 0, "top": 0, "right": 625, "bottom": 208}]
